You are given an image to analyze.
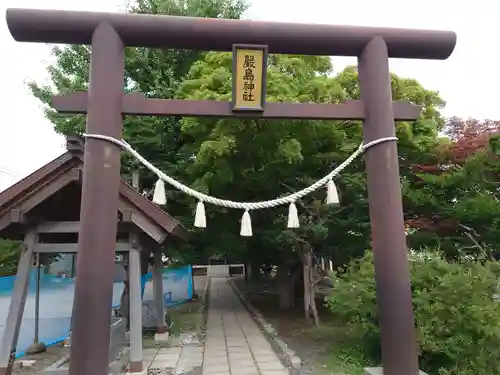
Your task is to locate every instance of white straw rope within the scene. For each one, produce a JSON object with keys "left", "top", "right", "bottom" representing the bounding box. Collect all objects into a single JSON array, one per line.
[{"left": 83, "top": 133, "right": 397, "bottom": 210}]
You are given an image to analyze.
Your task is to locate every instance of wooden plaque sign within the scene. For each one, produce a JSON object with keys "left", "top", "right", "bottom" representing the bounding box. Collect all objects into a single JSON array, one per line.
[{"left": 232, "top": 44, "right": 268, "bottom": 112}]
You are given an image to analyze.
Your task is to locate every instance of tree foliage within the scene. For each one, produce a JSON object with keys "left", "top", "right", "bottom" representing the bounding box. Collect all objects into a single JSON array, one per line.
[
  {"left": 0, "top": 239, "right": 22, "bottom": 277},
  {"left": 326, "top": 251, "right": 500, "bottom": 375},
  {"left": 177, "top": 55, "right": 446, "bottom": 269},
  {"left": 28, "top": 0, "right": 460, "bottom": 283},
  {"left": 405, "top": 117, "right": 500, "bottom": 259},
  {"left": 28, "top": 0, "right": 248, "bottom": 226}
]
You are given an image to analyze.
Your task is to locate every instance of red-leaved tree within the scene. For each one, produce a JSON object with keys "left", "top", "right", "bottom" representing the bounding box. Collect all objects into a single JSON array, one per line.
[{"left": 404, "top": 117, "right": 500, "bottom": 259}]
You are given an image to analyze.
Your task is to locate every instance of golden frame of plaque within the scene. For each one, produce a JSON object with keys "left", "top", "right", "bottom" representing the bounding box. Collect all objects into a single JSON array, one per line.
[{"left": 232, "top": 44, "right": 268, "bottom": 112}]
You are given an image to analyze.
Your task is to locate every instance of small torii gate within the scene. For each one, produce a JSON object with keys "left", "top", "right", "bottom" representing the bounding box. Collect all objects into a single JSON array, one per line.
[{"left": 5, "top": 8, "right": 456, "bottom": 375}]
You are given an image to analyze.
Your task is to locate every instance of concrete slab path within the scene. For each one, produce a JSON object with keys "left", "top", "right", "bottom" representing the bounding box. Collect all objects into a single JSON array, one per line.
[
  {"left": 141, "top": 278, "right": 288, "bottom": 375},
  {"left": 203, "top": 278, "right": 288, "bottom": 375}
]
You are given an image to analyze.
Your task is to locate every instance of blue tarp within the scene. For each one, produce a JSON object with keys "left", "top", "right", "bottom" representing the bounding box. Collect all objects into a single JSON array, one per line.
[
  {"left": 140, "top": 266, "right": 193, "bottom": 307},
  {"left": 0, "top": 265, "right": 193, "bottom": 357}
]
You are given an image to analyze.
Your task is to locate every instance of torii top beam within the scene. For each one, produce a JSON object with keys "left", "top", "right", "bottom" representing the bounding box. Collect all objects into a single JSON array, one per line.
[{"left": 6, "top": 8, "right": 456, "bottom": 60}]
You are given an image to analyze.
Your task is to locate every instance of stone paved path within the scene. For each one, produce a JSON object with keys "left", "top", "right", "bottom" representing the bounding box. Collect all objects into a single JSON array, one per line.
[
  {"left": 203, "top": 278, "right": 288, "bottom": 375},
  {"left": 140, "top": 278, "right": 288, "bottom": 375}
]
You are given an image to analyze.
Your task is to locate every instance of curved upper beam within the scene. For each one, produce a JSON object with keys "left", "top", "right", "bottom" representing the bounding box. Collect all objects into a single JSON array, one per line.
[{"left": 6, "top": 8, "right": 456, "bottom": 60}]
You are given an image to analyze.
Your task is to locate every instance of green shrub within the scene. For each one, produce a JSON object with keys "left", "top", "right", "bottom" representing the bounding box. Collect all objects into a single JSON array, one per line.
[
  {"left": 325, "top": 251, "right": 500, "bottom": 375},
  {"left": 0, "top": 238, "right": 21, "bottom": 277}
]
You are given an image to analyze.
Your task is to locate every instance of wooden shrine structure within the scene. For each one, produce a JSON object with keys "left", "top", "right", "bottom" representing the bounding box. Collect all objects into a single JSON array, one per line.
[{"left": 0, "top": 136, "right": 188, "bottom": 375}]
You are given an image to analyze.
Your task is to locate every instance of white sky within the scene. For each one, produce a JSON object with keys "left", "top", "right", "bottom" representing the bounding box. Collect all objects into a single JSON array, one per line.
[{"left": 0, "top": 0, "right": 498, "bottom": 190}]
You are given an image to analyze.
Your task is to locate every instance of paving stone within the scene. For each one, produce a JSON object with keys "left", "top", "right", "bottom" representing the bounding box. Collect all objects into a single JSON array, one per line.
[
  {"left": 203, "top": 350, "right": 227, "bottom": 356},
  {"left": 198, "top": 278, "right": 289, "bottom": 375},
  {"left": 205, "top": 345, "right": 227, "bottom": 351},
  {"left": 150, "top": 360, "right": 178, "bottom": 369},
  {"left": 255, "top": 354, "right": 281, "bottom": 363},
  {"left": 203, "top": 357, "right": 229, "bottom": 365},
  {"left": 259, "top": 371, "right": 290, "bottom": 375},
  {"left": 229, "top": 359, "right": 255, "bottom": 368},
  {"left": 143, "top": 356, "right": 155, "bottom": 362},
  {"left": 153, "top": 353, "right": 180, "bottom": 359},
  {"left": 144, "top": 359, "right": 155, "bottom": 369},
  {"left": 154, "top": 354, "right": 180, "bottom": 362},
  {"left": 228, "top": 351, "right": 252, "bottom": 358},
  {"left": 187, "top": 354, "right": 204, "bottom": 361},
  {"left": 257, "top": 361, "right": 287, "bottom": 371},
  {"left": 234, "top": 367, "right": 260, "bottom": 375},
  {"left": 202, "top": 364, "right": 230, "bottom": 374}
]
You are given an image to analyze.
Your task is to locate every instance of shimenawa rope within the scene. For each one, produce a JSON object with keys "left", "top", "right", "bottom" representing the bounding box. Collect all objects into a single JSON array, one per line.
[{"left": 83, "top": 133, "right": 397, "bottom": 236}]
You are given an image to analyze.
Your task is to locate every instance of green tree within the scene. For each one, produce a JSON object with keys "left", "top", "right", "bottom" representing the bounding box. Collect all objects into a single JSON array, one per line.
[
  {"left": 28, "top": 0, "right": 248, "bottom": 225},
  {"left": 322, "top": 66, "right": 446, "bottom": 268},
  {"left": 326, "top": 250, "right": 500, "bottom": 375},
  {"left": 28, "top": 0, "right": 248, "bottom": 326},
  {"left": 0, "top": 239, "right": 22, "bottom": 277},
  {"left": 29, "top": 0, "right": 448, "bottom": 323},
  {"left": 405, "top": 117, "right": 500, "bottom": 260},
  {"left": 176, "top": 55, "right": 445, "bottom": 322}
]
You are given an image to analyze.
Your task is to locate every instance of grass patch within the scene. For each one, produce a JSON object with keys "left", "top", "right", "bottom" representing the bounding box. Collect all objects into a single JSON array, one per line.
[
  {"left": 142, "top": 295, "right": 206, "bottom": 348},
  {"left": 300, "top": 318, "right": 373, "bottom": 375},
  {"left": 168, "top": 299, "right": 204, "bottom": 337},
  {"left": 323, "top": 344, "right": 368, "bottom": 375},
  {"left": 233, "top": 278, "right": 376, "bottom": 375}
]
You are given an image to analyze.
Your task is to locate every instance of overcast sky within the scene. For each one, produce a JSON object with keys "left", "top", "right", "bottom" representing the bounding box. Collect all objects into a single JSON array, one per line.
[{"left": 0, "top": 0, "right": 498, "bottom": 191}]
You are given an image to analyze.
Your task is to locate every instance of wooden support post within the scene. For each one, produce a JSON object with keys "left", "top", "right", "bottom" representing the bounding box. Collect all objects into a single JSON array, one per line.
[
  {"left": 0, "top": 232, "right": 36, "bottom": 375},
  {"left": 358, "top": 36, "right": 419, "bottom": 375},
  {"left": 128, "top": 233, "right": 143, "bottom": 373},
  {"left": 69, "top": 22, "right": 125, "bottom": 375},
  {"left": 25, "top": 252, "right": 45, "bottom": 356},
  {"left": 34, "top": 252, "right": 41, "bottom": 344},
  {"left": 152, "top": 250, "right": 167, "bottom": 338}
]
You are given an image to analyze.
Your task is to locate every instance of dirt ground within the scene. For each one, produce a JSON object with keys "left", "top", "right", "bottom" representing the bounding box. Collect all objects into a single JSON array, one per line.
[
  {"left": 12, "top": 345, "right": 69, "bottom": 375},
  {"left": 142, "top": 294, "right": 206, "bottom": 348},
  {"left": 12, "top": 276, "right": 208, "bottom": 374},
  {"left": 234, "top": 278, "right": 368, "bottom": 375}
]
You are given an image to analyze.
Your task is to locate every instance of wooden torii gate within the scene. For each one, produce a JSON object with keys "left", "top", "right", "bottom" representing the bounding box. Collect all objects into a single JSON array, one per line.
[{"left": 5, "top": 8, "right": 456, "bottom": 375}]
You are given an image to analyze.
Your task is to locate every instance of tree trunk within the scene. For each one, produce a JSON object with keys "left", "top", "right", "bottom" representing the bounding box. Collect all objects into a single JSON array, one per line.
[
  {"left": 301, "top": 248, "right": 320, "bottom": 327},
  {"left": 277, "top": 263, "right": 294, "bottom": 310},
  {"left": 250, "top": 260, "right": 261, "bottom": 281},
  {"left": 302, "top": 254, "right": 312, "bottom": 325},
  {"left": 245, "top": 262, "right": 252, "bottom": 282},
  {"left": 309, "top": 274, "right": 320, "bottom": 327}
]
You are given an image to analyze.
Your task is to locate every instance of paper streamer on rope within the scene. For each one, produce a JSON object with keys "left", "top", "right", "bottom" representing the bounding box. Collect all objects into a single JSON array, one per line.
[
  {"left": 152, "top": 179, "right": 167, "bottom": 205},
  {"left": 240, "top": 210, "right": 252, "bottom": 236},
  {"left": 287, "top": 202, "right": 300, "bottom": 228},
  {"left": 83, "top": 133, "right": 398, "bottom": 236},
  {"left": 194, "top": 201, "right": 207, "bottom": 228},
  {"left": 326, "top": 179, "right": 339, "bottom": 205}
]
